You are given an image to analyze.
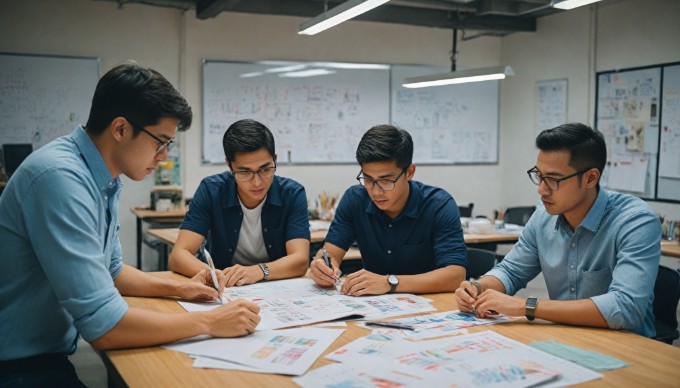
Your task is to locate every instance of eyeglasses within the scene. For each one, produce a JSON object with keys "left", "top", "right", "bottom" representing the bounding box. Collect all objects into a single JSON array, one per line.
[
  {"left": 232, "top": 163, "right": 277, "bottom": 182},
  {"left": 356, "top": 169, "right": 406, "bottom": 192},
  {"left": 125, "top": 117, "right": 175, "bottom": 154},
  {"left": 527, "top": 166, "right": 590, "bottom": 191}
]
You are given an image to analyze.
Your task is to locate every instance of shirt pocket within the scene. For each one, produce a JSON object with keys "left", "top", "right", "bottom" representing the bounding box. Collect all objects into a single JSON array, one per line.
[{"left": 581, "top": 266, "right": 612, "bottom": 297}]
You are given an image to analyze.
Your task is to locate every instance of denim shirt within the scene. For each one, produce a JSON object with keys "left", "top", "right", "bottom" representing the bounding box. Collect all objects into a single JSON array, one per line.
[
  {"left": 180, "top": 173, "right": 310, "bottom": 269},
  {"left": 0, "top": 126, "right": 129, "bottom": 360},
  {"left": 487, "top": 188, "right": 661, "bottom": 337},
  {"left": 325, "top": 181, "right": 467, "bottom": 275}
]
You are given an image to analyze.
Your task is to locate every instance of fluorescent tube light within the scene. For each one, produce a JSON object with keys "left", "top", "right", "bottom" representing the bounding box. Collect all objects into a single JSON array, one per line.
[
  {"left": 279, "top": 69, "right": 336, "bottom": 78},
  {"left": 402, "top": 66, "right": 514, "bottom": 88},
  {"left": 299, "top": 0, "right": 390, "bottom": 35},
  {"left": 553, "top": 0, "right": 602, "bottom": 10}
]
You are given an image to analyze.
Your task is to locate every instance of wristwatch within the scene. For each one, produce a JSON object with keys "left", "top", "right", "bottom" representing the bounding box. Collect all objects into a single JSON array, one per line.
[
  {"left": 258, "top": 263, "right": 270, "bottom": 281},
  {"left": 525, "top": 297, "right": 537, "bottom": 321},
  {"left": 387, "top": 274, "right": 399, "bottom": 293}
]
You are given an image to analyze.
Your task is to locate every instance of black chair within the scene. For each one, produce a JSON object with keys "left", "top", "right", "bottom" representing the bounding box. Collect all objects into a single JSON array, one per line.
[
  {"left": 653, "top": 265, "right": 680, "bottom": 344},
  {"left": 466, "top": 248, "right": 497, "bottom": 280},
  {"left": 458, "top": 203, "right": 474, "bottom": 218},
  {"left": 503, "top": 206, "right": 536, "bottom": 226}
]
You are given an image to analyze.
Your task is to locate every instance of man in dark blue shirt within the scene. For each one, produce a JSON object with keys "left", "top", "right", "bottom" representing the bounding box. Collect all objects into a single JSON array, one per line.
[
  {"left": 311, "top": 125, "right": 467, "bottom": 295},
  {"left": 169, "top": 119, "right": 310, "bottom": 287}
]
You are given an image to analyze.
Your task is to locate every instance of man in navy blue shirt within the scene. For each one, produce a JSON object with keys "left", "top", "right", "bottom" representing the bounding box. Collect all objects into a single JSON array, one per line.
[
  {"left": 311, "top": 125, "right": 467, "bottom": 295},
  {"left": 169, "top": 119, "right": 310, "bottom": 287}
]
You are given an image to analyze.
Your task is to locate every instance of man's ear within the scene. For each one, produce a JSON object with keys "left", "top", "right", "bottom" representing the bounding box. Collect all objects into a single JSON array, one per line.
[
  {"left": 406, "top": 163, "right": 416, "bottom": 180},
  {"left": 110, "top": 117, "right": 127, "bottom": 142},
  {"left": 585, "top": 168, "right": 600, "bottom": 188}
]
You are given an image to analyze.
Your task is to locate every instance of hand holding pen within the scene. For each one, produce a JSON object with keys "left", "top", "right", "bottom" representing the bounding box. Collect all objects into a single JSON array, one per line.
[
  {"left": 202, "top": 247, "right": 223, "bottom": 304},
  {"left": 322, "top": 248, "right": 340, "bottom": 284}
]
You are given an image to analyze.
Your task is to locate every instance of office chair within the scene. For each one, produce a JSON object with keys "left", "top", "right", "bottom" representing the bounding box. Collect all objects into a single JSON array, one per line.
[
  {"left": 466, "top": 248, "right": 497, "bottom": 280},
  {"left": 458, "top": 203, "right": 474, "bottom": 218},
  {"left": 503, "top": 206, "right": 536, "bottom": 226},
  {"left": 653, "top": 265, "right": 680, "bottom": 344}
]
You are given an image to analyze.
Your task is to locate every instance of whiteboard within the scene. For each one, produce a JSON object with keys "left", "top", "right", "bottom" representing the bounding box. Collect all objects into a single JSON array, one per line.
[
  {"left": 391, "top": 65, "right": 499, "bottom": 164},
  {"left": 657, "top": 64, "right": 680, "bottom": 202},
  {"left": 202, "top": 60, "right": 390, "bottom": 164},
  {"left": 0, "top": 53, "right": 99, "bottom": 149},
  {"left": 596, "top": 67, "right": 661, "bottom": 199}
]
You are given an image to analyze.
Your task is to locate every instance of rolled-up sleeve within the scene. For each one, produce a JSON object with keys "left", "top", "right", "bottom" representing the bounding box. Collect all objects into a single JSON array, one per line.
[{"left": 590, "top": 212, "right": 660, "bottom": 334}]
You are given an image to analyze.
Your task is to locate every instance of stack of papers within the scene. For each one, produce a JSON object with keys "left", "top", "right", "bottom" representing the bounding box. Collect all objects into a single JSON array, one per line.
[
  {"left": 162, "top": 327, "right": 344, "bottom": 376},
  {"left": 178, "top": 278, "right": 436, "bottom": 330},
  {"left": 295, "top": 331, "right": 603, "bottom": 387}
]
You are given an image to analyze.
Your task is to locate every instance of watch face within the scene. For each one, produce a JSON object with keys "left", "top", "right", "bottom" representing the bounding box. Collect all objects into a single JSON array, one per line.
[{"left": 388, "top": 275, "right": 398, "bottom": 286}]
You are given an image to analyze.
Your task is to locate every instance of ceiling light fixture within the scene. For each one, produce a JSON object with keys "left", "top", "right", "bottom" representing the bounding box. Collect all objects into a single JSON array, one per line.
[
  {"left": 299, "top": 0, "right": 390, "bottom": 35},
  {"left": 553, "top": 0, "right": 602, "bottom": 10},
  {"left": 402, "top": 29, "right": 513, "bottom": 88}
]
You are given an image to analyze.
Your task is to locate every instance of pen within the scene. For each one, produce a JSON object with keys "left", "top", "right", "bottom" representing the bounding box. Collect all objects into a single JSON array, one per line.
[
  {"left": 322, "top": 248, "right": 337, "bottom": 283},
  {"left": 365, "top": 320, "right": 415, "bottom": 331},
  {"left": 202, "top": 247, "right": 223, "bottom": 304}
]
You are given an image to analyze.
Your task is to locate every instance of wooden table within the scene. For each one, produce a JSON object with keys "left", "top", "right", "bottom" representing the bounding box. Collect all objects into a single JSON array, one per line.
[
  {"left": 102, "top": 272, "right": 680, "bottom": 387},
  {"left": 661, "top": 240, "right": 680, "bottom": 258},
  {"left": 130, "top": 207, "right": 187, "bottom": 269}
]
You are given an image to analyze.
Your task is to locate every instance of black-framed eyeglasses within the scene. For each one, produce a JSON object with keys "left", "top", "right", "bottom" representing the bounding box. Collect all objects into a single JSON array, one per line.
[
  {"left": 125, "top": 117, "right": 175, "bottom": 154},
  {"left": 527, "top": 166, "right": 590, "bottom": 191},
  {"left": 232, "top": 163, "right": 277, "bottom": 182},
  {"left": 356, "top": 169, "right": 406, "bottom": 191}
]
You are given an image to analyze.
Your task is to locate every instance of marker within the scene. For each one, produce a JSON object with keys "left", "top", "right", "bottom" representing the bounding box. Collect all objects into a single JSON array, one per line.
[
  {"left": 202, "top": 247, "right": 223, "bottom": 304},
  {"left": 365, "top": 320, "right": 415, "bottom": 331}
]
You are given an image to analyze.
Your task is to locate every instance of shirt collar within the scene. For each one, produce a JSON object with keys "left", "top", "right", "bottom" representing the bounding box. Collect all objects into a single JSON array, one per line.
[
  {"left": 366, "top": 180, "right": 421, "bottom": 221},
  {"left": 555, "top": 188, "right": 608, "bottom": 233},
  {"left": 72, "top": 126, "right": 120, "bottom": 193}
]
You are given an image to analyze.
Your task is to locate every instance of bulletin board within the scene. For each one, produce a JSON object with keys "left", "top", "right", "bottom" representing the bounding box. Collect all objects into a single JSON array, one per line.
[
  {"left": 202, "top": 60, "right": 500, "bottom": 165},
  {"left": 596, "top": 62, "right": 680, "bottom": 203},
  {"left": 0, "top": 53, "right": 99, "bottom": 149}
]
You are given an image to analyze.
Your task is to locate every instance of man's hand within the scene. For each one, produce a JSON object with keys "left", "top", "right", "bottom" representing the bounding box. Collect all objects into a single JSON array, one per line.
[
  {"left": 176, "top": 270, "right": 225, "bottom": 302},
  {"left": 474, "top": 290, "right": 525, "bottom": 318},
  {"left": 454, "top": 280, "right": 481, "bottom": 313},
  {"left": 341, "top": 269, "right": 390, "bottom": 296},
  {"left": 206, "top": 300, "right": 261, "bottom": 337},
  {"left": 310, "top": 252, "right": 340, "bottom": 288},
  {"left": 222, "top": 264, "right": 263, "bottom": 287}
]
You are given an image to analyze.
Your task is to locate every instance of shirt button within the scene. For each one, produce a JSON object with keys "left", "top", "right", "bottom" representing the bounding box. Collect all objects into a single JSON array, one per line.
[
  {"left": 388, "top": 224, "right": 392, "bottom": 228},
  {"left": 571, "top": 265, "right": 575, "bottom": 269},
  {"left": 233, "top": 229, "right": 237, "bottom": 233},
  {"left": 387, "top": 250, "right": 392, "bottom": 254},
  {"left": 268, "top": 244, "right": 272, "bottom": 248},
  {"left": 264, "top": 228, "right": 268, "bottom": 232},
  {"left": 228, "top": 248, "right": 232, "bottom": 252},
  {"left": 571, "top": 243, "right": 576, "bottom": 248},
  {"left": 571, "top": 287, "right": 575, "bottom": 292}
]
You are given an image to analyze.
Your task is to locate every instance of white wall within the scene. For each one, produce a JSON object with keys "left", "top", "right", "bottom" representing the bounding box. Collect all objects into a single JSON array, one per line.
[{"left": 1, "top": 0, "right": 679, "bottom": 267}]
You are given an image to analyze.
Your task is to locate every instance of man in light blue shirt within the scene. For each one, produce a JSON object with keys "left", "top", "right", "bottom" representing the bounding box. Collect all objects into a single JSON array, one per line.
[
  {"left": 0, "top": 62, "right": 260, "bottom": 386},
  {"left": 455, "top": 123, "right": 661, "bottom": 337}
]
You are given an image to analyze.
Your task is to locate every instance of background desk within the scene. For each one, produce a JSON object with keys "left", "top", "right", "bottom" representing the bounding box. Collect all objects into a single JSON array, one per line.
[
  {"left": 148, "top": 228, "right": 362, "bottom": 270},
  {"left": 130, "top": 207, "right": 187, "bottom": 270},
  {"left": 103, "top": 272, "right": 680, "bottom": 387},
  {"left": 661, "top": 240, "right": 680, "bottom": 258}
]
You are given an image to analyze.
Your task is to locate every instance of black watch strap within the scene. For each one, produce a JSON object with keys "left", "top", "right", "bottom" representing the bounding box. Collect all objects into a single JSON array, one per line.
[{"left": 525, "top": 297, "right": 537, "bottom": 321}]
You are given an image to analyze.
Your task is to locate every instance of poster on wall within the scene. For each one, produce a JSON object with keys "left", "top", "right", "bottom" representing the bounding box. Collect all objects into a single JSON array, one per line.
[
  {"left": 535, "top": 78, "right": 567, "bottom": 134},
  {"left": 596, "top": 67, "right": 660, "bottom": 199}
]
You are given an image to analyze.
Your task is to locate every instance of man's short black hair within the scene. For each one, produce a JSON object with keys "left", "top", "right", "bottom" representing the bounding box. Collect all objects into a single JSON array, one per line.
[
  {"left": 222, "top": 119, "right": 276, "bottom": 163},
  {"left": 356, "top": 125, "right": 413, "bottom": 170},
  {"left": 85, "top": 61, "right": 192, "bottom": 135},
  {"left": 536, "top": 122, "right": 607, "bottom": 175}
]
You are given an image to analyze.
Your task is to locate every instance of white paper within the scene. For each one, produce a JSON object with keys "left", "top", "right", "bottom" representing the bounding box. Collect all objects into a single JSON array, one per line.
[
  {"left": 162, "top": 327, "right": 344, "bottom": 376},
  {"left": 325, "top": 331, "right": 601, "bottom": 387}
]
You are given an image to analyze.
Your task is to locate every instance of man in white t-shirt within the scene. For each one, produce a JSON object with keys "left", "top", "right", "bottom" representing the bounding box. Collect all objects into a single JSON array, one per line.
[{"left": 169, "top": 119, "right": 311, "bottom": 287}]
